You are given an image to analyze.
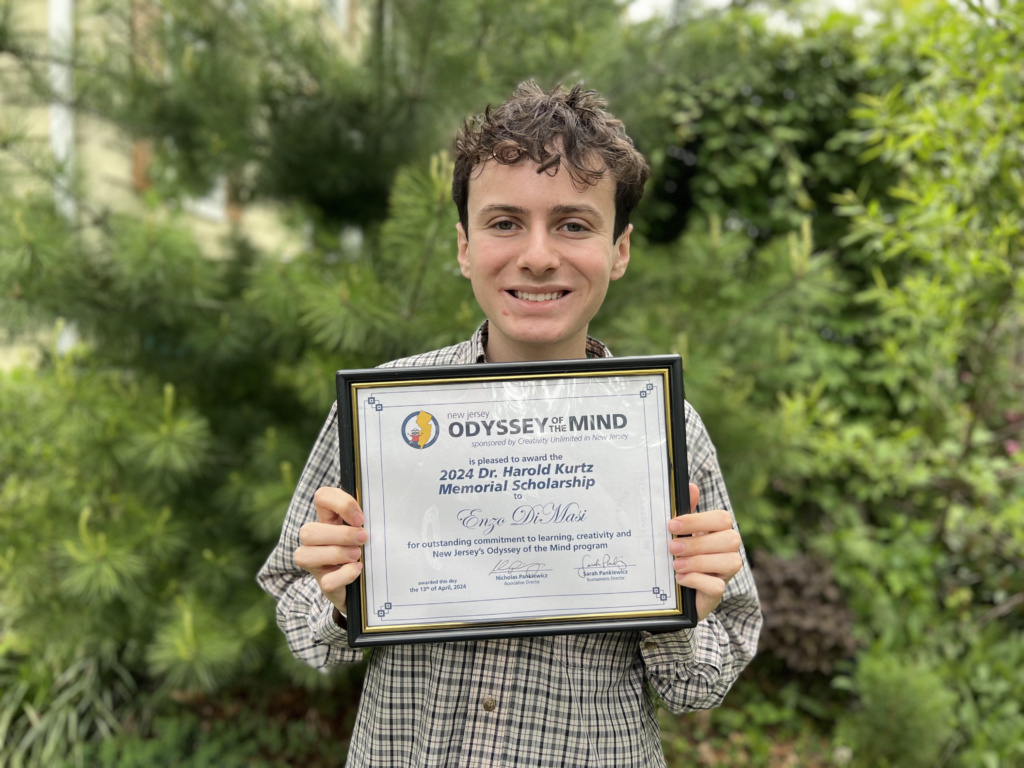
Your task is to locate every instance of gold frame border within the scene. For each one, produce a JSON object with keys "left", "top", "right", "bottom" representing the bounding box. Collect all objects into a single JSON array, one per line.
[{"left": 349, "top": 368, "right": 682, "bottom": 635}]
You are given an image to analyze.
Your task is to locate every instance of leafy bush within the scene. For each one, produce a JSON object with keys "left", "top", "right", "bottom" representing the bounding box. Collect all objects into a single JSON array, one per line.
[
  {"left": 1, "top": 0, "right": 1021, "bottom": 766},
  {"left": 752, "top": 552, "right": 857, "bottom": 675},
  {"left": 63, "top": 686, "right": 364, "bottom": 768},
  {"left": 835, "top": 653, "right": 957, "bottom": 768}
]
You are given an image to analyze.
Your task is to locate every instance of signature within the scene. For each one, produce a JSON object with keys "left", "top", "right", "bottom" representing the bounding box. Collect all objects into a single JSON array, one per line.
[
  {"left": 490, "top": 559, "right": 547, "bottom": 576},
  {"left": 576, "top": 553, "right": 630, "bottom": 578}
]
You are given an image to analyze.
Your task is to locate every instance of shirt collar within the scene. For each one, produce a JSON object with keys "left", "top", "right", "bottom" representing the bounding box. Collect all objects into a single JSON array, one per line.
[{"left": 470, "top": 321, "right": 612, "bottom": 363}]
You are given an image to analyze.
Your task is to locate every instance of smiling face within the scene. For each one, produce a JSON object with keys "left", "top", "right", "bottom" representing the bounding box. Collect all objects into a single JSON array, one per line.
[{"left": 457, "top": 158, "right": 631, "bottom": 363}]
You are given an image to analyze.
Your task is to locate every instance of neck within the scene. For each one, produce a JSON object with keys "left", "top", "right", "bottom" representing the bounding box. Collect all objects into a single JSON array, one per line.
[{"left": 484, "top": 335, "right": 589, "bottom": 364}]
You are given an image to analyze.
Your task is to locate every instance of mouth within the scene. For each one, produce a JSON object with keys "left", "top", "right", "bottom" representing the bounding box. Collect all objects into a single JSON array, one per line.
[{"left": 509, "top": 290, "right": 568, "bottom": 302}]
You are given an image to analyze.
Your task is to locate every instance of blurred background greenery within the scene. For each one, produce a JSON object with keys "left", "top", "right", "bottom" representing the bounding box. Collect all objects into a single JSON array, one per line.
[{"left": 1, "top": 0, "right": 1021, "bottom": 765}]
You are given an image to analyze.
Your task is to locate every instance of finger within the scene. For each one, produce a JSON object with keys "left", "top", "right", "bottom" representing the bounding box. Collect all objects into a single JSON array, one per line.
[
  {"left": 319, "top": 561, "right": 363, "bottom": 596},
  {"left": 294, "top": 544, "right": 363, "bottom": 573},
  {"left": 679, "top": 572, "right": 728, "bottom": 622},
  {"left": 688, "top": 483, "right": 700, "bottom": 515},
  {"left": 668, "top": 508, "right": 735, "bottom": 537},
  {"left": 675, "top": 571, "right": 727, "bottom": 601},
  {"left": 299, "top": 521, "right": 369, "bottom": 547},
  {"left": 313, "top": 486, "right": 364, "bottom": 527},
  {"left": 671, "top": 552, "right": 743, "bottom": 579},
  {"left": 668, "top": 527, "right": 741, "bottom": 557}
]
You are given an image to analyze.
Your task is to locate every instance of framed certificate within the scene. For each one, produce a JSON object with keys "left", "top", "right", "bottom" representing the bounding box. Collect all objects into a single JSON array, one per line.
[{"left": 337, "top": 355, "right": 695, "bottom": 647}]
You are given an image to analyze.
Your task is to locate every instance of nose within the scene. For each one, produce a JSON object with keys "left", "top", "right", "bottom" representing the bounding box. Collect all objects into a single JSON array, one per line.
[{"left": 515, "top": 229, "right": 560, "bottom": 275}]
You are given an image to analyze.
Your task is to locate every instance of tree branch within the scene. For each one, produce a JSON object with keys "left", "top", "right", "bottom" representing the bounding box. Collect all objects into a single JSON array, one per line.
[{"left": 980, "top": 591, "right": 1024, "bottom": 626}]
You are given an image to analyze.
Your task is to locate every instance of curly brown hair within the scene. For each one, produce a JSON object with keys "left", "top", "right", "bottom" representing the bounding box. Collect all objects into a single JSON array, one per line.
[{"left": 452, "top": 81, "right": 650, "bottom": 241}]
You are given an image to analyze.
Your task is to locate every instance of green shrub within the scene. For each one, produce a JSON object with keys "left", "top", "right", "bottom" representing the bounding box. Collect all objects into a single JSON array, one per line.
[
  {"left": 835, "top": 653, "right": 957, "bottom": 768},
  {"left": 67, "top": 700, "right": 353, "bottom": 768},
  {"left": 2, "top": 0, "right": 1022, "bottom": 765}
]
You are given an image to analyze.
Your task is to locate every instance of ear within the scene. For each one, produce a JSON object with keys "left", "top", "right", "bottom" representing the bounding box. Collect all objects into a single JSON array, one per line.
[
  {"left": 456, "top": 223, "right": 472, "bottom": 279},
  {"left": 610, "top": 223, "right": 631, "bottom": 281}
]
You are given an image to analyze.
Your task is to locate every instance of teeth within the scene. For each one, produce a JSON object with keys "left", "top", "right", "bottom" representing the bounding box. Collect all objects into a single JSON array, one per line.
[{"left": 514, "top": 291, "right": 565, "bottom": 302}]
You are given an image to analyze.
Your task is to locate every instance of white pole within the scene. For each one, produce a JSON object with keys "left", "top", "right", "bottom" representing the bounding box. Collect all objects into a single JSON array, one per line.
[{"left": 49, "top": 0, "right": 77, "bottom": 221}]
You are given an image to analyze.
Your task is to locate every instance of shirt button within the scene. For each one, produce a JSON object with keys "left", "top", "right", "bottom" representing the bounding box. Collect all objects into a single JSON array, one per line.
[
  {"left": 643, "top": 641, "right": 658, "bottom": 651},
  {"left": 482, "top": 698, "right": 497, "bottom": 712}
]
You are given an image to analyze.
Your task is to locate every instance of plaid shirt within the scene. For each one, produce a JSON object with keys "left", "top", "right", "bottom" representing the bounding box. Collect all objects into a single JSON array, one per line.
[{"left": 257, "top": 323, "right": 762, "bottom": 768}]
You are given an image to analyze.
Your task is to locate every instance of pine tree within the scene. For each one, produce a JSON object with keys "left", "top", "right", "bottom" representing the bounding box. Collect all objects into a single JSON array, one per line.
[{"left": 0, "top": 0, "right": 629, "bottom": 763}]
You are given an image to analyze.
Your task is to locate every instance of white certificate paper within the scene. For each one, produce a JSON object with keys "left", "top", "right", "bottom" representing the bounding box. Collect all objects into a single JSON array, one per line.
[{"left": 346, "top": 366, "right": 687, "bottom": 640}]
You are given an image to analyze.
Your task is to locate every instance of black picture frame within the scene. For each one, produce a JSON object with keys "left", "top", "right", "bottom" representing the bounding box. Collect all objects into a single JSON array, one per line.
[{"left": 336, "top": 355, "right": 695, "bottom": 647}]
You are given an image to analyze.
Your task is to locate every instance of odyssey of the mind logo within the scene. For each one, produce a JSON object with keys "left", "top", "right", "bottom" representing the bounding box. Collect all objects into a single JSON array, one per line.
[{"left": 401, "top": 411, "right": 439, "bottom": 449}]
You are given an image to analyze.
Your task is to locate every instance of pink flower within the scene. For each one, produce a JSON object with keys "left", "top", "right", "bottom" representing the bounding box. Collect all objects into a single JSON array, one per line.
[{"left": 1006, "top": 440, "right": 1020, "bottom": 456}]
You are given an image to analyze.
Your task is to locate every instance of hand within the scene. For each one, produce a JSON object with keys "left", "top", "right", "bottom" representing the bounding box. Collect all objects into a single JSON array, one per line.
[
  {"left": 294, "top": 486, "right": 368, "bottom": 612},
  {"left": 667, "top": 483, "right": 743, "bottom": 622}
]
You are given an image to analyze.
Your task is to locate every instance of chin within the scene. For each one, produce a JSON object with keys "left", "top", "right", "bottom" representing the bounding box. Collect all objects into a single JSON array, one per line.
[
  {"left": 508, "top": 327, "right": 584, "bottom": 353},
  {"left": 502, "top": 321, "right": 570, "bottom": 343}
]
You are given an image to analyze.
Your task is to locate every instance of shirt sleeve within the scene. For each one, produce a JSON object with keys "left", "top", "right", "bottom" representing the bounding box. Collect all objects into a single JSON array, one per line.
[
  {"left": 639, "top": 401, "right": 762, "bottom": 713},
  {"left": 256, "top": 403, "right": 364, "bottom": 668}
]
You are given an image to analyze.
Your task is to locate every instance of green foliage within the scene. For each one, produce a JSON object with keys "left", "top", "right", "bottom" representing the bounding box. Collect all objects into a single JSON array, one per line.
[
  {"left": 835, "top": 652, "right": 958, "bottom": 768},
  {"left": 0, "top": 650, "right": 139, "bottom": 768},
  {"left": 952, "top": 627, "right": 1024, "bottom": 768},
  {"left": 600, "top": 216, "right": 850, "bottom": 547},
  {"left": 65, "top": 0, "right": 627, "bottom": 227},
  {"left": 598, "top": 4, "right": 1023, "bottom": 767},
  {"left": 65, "top": 691, "right": 362, "bottom": 768},
  {"left": 1, "top": 0, "right": 1022, "bottom": 766},
  {"left": 658, "top": 685, "right": 832, "bottom": 767},
  {"left": 633, "top": 11, "right": 890, "bottom": 245},
  {"left": 800, "top": 5, "right": 1022, "bottom": 763},
  {"left": 0, "top": 158, "right": 472, "bottom": 760}
]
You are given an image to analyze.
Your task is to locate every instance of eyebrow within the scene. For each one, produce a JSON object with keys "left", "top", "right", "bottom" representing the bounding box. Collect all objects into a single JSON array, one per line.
[
  {"left": 475, "top": 203, "right": 606, "bottom": 221},
  {"left": 550, "top": 204, "right": 605, "bottom": 220},
  {"left": 477, "top": 204, "right": 529, "bottom": 217}
]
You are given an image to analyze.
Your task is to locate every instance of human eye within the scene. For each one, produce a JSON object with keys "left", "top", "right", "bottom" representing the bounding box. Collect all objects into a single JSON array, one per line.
[
  {"left": 560, "top": 221, "right": 590, "bottom": 234},
  {"left": 492, "top": 219, "right": 518, "bottom": 232}
]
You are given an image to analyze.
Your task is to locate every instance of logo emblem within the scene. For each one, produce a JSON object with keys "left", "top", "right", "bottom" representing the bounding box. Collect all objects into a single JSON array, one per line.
[{"left": 401, "top": 411, "right": 439, "bottom": 450}]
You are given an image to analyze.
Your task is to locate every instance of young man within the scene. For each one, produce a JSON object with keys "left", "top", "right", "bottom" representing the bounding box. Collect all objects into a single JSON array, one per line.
[{"left": 258, "top": 82, "right": 762, "bottom": 768}]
